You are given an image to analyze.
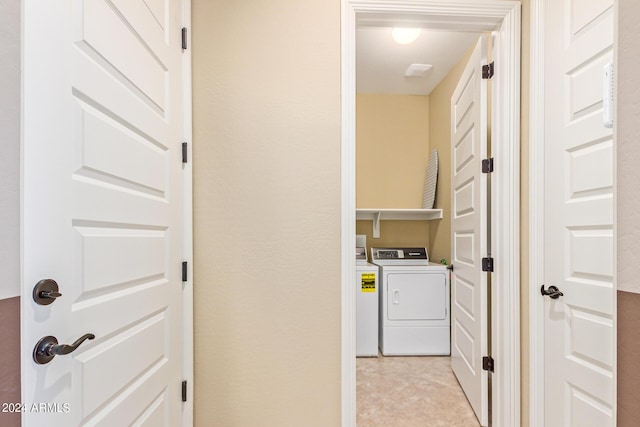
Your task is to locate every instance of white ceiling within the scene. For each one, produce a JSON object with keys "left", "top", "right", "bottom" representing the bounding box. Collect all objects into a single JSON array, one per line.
[{"left": 356, "top": 28, "right": 481, "bottom": 95}]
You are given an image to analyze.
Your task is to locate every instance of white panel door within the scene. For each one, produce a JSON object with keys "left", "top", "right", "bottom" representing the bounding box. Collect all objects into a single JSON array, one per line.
[
  {"left": 22, "top": 1, "right": 185, "bottom": 425},
  {"left": 543, "top": 0, "right": 614, "bottom": 425},
  {"left": 450, "top": 37, "right": 489, "bottom": 427}
]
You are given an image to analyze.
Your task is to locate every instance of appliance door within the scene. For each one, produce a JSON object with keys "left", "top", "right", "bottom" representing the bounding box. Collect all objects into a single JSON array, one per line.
[{"left": 387, "top": 272, "right": 446, "bottom": 320}]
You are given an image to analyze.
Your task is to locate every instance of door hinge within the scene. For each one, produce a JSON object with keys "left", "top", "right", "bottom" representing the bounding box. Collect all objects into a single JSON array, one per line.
[
  {"left": 482, "top": 62, "right": 494, "bottom": 79},
  {"left": 482, "top": 356, "right": 495, "bottom": 372},
  {"left": 182, "top": 380, "right": 187, "bottom": 402},
  {"left": 482, "top": 158, "right": 494, "bottom": 173},
  {"left": 182, "top": 142, "right": 188, "bottom": 164},
  {"left": 482, "top": 257, "right": 494, "bottom": 272},
  {"left": 181, "top": 27, "right": 188, "bottom": 50},
  {"left": 182, "top": 261, "right": 188, "bottom": 282}
]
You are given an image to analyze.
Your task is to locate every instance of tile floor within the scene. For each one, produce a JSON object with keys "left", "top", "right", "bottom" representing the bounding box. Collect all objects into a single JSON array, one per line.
[{"left": 356, "top": 355, "right": 480, "bottom": 427}]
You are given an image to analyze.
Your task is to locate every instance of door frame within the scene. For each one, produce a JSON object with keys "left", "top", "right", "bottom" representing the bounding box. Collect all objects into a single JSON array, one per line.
[
  {"left": 529, "top": 0, "right": 544, "bottom": 424},
  {"left": 340, "top": 1, "right": 521, "bottom": 426},
  {"left": 528, "top": 1, "right": 618, "bottom": 424},
  {"left": 181, "top": 0, "right": 194, "bottom": 425}
]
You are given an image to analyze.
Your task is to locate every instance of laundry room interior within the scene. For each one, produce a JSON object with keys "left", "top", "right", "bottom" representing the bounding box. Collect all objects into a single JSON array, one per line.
[{"left": 354, "top": 26, "right": 487, "bottom": 426}]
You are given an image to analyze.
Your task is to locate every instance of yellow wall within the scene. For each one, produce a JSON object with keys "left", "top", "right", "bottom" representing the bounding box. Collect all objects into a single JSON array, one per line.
[
  {"left": 356, "top": 94, "right": 431, "bottom": 247},
  {"left": 192, "top": 1, "right": 342, "bottom": 425},
  {"left": 356, "top": 220, "right": 431, "bottom": 250},
  {"left": 356, "top": 94, "right": 430, "bottom": 208}
]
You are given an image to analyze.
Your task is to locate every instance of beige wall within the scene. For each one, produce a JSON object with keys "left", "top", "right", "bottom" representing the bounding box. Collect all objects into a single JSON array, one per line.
[
  {"left": 192, "top": 0, "right": 530, "bottom": 425},
  {"left": 192, "top": 1, "right": 342, "bottom": 425},
  {"left": 617, "top": 0, "right": 640, "bottom": 295},
  {"left": 356, "top": 94, "right": 431, "bottom": 247},
  {"left": 427, "top": 43, "right": 476, "bottom": 265},
  {"left": 617, "top": 0, "right": 640, "bottom": 423}
]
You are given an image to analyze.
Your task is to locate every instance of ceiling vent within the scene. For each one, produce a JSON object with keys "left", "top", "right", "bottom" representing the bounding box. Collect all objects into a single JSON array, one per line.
[{"left": 405, "top": 64, "right": 433, "bottom": 77}]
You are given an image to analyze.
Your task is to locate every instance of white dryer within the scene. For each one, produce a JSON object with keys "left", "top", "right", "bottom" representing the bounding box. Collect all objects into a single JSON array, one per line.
[
  {"left": 371, "top": 247, "right": 450, "bottom": 356},
  {"left": 355, "top": 247, "right": 379, "bottom": 357}
]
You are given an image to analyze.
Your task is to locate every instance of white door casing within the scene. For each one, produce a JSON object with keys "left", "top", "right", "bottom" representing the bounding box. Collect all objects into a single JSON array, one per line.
[
  {"left": 22, "top": 1, "right": 186, "bottom": 425},
  {"left": 450, "top": 36, "right": 489, "bottom": 427},
  {"left": 541, "top": 0, "right": 615, "bottom": 425}
]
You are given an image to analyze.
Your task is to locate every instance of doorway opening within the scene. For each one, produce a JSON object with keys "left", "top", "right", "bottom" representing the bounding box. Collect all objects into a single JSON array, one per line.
[
  {"left": 354, "top": 28, "right": 485, "bottom": 426},
  {"left": 340, "top": 2, "right": 521, "bottom": 426}
]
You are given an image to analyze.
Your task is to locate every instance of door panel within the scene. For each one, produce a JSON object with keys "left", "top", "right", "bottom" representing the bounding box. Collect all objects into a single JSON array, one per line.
[
  {"left": 450, "top": 36, "right": 488, "bottom": 427},
  {"left": 544, "top": 0, "right": 614, "bottom": 425},
  {"left": 22, "top": 1, "right": 184, "bottom": 425}
]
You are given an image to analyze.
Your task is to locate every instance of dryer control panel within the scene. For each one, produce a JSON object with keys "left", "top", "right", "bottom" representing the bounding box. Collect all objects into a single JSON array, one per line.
[{"left": 371, "top": 247, "right": 429, "bottom": 263}]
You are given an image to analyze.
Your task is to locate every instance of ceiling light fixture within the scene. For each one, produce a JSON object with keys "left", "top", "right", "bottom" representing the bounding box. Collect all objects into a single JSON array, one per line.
[{"left": 391, "top": 28, "right": 421, "bottom": 45}]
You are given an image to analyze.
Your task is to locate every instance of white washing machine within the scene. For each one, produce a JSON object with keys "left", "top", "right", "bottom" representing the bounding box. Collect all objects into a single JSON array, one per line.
[
  {"left": 371, "top": 247, "right": 450, "bottom": 356},
  {"left": 355, "top": 247, "right": 379, "bottom": 357}
]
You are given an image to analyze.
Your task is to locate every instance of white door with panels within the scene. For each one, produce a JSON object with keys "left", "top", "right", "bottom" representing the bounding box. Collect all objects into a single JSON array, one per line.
[
  {"left": 543, "top": 0, "right": 615, "bottom": 425},
  {"left": 22, "top": 1, "right": 186, "bottom": 425},
  {"left": 450, "top": 37, "right": 489, "bottom": 427}
]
